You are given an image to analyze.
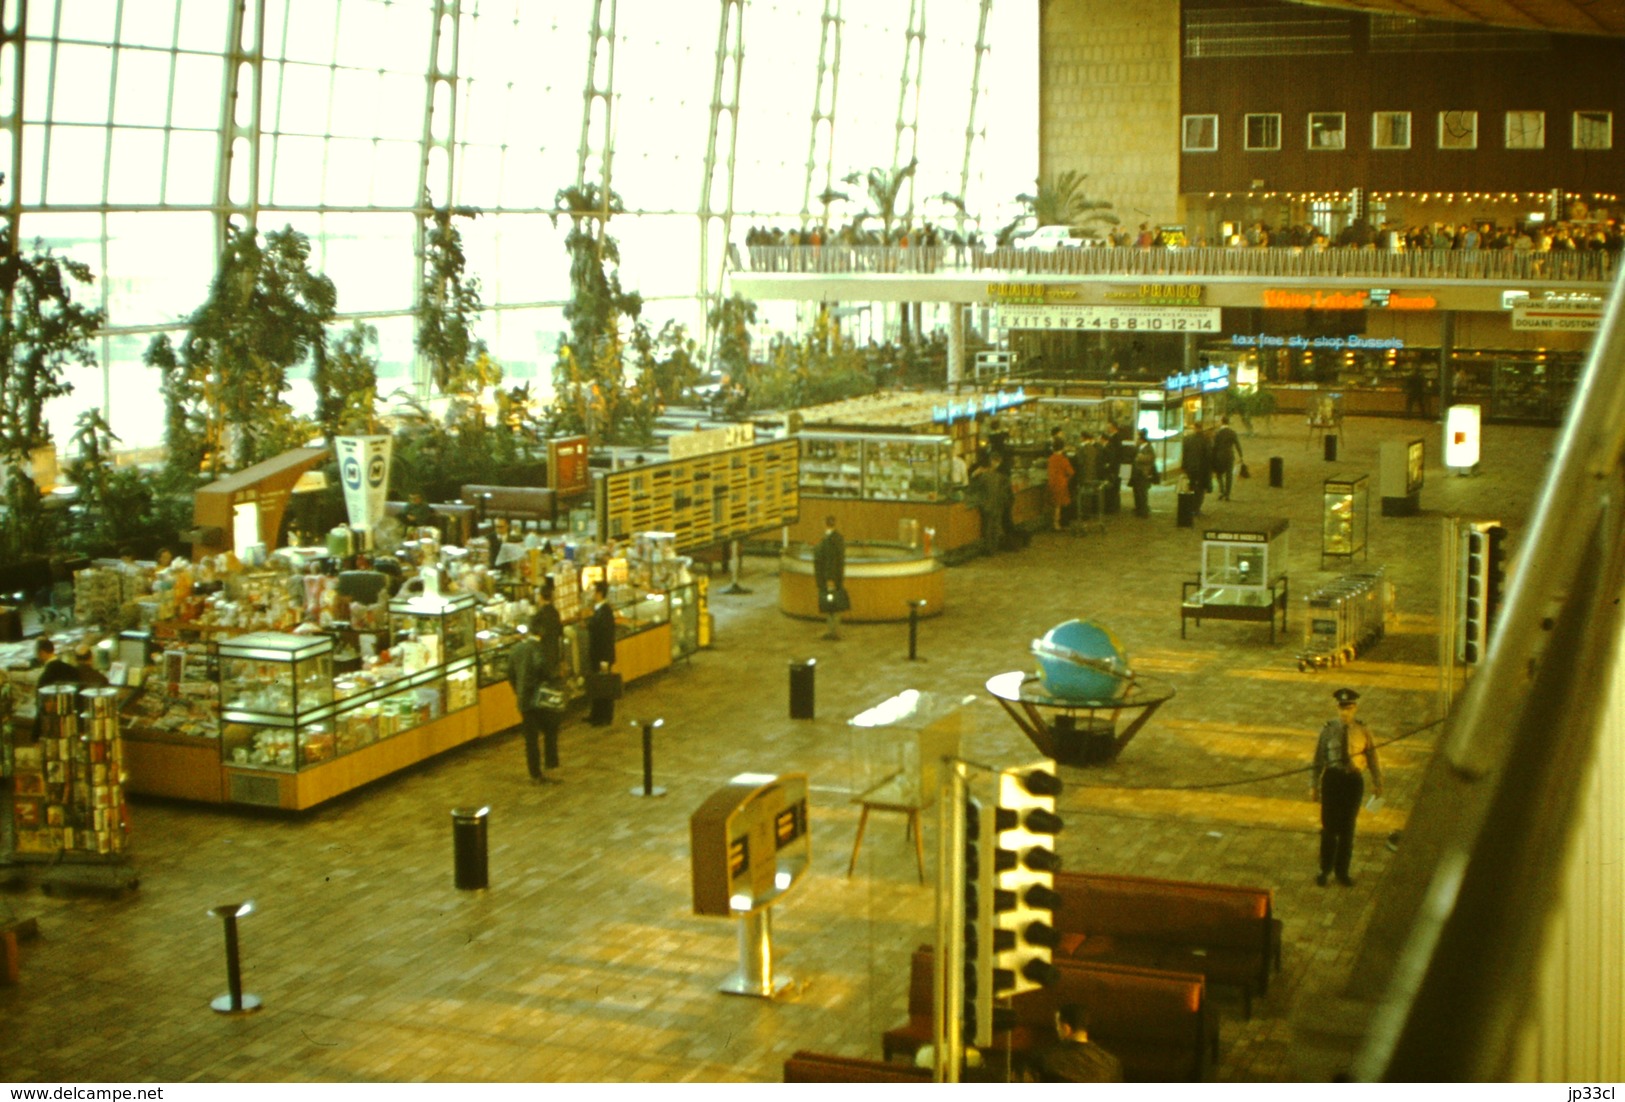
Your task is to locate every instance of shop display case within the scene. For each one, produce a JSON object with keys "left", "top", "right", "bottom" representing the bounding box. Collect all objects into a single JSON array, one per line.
[
  {"left": 1322, "top": 474, "right": 1369, "bottom": 565},
  {"left": 798, "top": 432, "right": 952, "bottom": 503},
  {"left": 388, "top": 591, "right": 477, "bottom": 671},
  {"left": 217, "top": 633, "right": 336, "bottom": 771},
  {"left": 1005, "top": 396, "right": 1139, "bottom": 451},
  {"left": 1182, "top": 518, "right": 1291, "bottom": 642}
]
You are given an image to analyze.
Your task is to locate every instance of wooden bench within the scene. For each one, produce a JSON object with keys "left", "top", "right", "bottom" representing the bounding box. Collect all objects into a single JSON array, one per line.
[
  {"left": 783, "top": 1050, "right": 930, "bottom": 1083},
  {"left": 1052, "top": 870, "right": 1277, "bottom": 1016},
  {"left": 882, "top": 945, "right": 1216, "bottom": 1081}
]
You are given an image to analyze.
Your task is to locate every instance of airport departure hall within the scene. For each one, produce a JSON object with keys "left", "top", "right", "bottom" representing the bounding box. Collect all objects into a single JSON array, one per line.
[{"left": 2, "top": 0, "right": 1624, "bottom": 1086}]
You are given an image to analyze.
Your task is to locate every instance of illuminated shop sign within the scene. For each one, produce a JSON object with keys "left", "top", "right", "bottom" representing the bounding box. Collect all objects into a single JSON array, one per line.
[
  {"left": 1164, "top": 364, "right": 1230, "bottom": 393},
  {"left": 1229, "top": 334, "right": 1406, "bottom": 351},
  {"left": 1104, "top": 283, "right": 1205, "bottom": 305},
  {"left": 986, "top": 283, "right": 1078, "bottom": 305},
  {"left": 932, "top": 387, "right": 1029, "bottom": 424},
  {"left": 1263, "top": 289, "right": 1437, "bottom": 310}
]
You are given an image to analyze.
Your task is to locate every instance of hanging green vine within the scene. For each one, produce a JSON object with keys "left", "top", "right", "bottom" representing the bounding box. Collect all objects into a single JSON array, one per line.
[{"left": 149, "top": 222, "right": 336, "bottom": 478}]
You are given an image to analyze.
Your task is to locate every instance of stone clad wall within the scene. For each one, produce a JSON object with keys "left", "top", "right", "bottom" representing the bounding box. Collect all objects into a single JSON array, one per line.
[{"left": 1039, "top": 0, "right": 1183, "bottom": 231}]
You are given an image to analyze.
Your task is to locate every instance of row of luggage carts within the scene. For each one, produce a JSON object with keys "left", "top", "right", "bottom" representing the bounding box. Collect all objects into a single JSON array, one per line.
[{"left": 1298, "top": 568, "right": 1395, "bottom": 671}]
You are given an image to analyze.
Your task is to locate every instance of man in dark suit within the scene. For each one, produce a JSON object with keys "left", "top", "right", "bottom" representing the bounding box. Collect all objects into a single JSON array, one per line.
[
  {"left": 510, "top": 581, "right": 565, "bottom": 780},
  {"left": 586, "top": 579, "right": 617, "bottom": 726},
  {"left": 812, "top": 515, "right": 846, "bottom": 640}
]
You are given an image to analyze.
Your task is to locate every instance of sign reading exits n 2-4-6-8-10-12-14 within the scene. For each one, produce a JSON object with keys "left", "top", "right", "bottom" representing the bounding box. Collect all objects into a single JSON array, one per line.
[{"left": 997, "top": 304, "right": 1221, "bottom": 333}]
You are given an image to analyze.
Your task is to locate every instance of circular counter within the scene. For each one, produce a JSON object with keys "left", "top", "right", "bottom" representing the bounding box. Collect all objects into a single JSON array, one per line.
[{"left": 779, "top": 541, "right": 945, "bottom": 623}]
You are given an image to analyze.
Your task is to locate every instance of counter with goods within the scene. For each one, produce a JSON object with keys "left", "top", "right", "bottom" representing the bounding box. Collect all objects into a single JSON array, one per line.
[{"left": 4, "top": 527, "right": 710, "bottom": 812}]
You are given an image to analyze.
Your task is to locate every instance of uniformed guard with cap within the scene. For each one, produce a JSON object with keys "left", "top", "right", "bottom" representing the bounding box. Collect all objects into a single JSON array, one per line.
[{"left": 1311, "top": 687, "right": 1383, "bottom": 886}]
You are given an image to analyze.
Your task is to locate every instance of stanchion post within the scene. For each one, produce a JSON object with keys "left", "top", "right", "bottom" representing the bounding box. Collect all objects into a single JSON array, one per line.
[
  {"left": 207, "top": 901, "right": 261, "bottom": 1015},
  {"left": 629, "top": 717, "right": 667, "bottom": 797},
  {"left": 906, "top": 599, "right": 928, "bottom": 661}
]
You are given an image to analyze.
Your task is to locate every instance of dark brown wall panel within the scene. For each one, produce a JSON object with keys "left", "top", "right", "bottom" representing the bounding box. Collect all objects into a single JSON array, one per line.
[{"left": 1179, "top": 3, "right": 1625, "bottom": 196}]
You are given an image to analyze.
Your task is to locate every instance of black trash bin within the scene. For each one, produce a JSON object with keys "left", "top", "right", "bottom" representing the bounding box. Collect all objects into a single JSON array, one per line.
[
  {"left": 1269, "top": 456, "right": 1284, "bottom": 487},
  {"left": 451, "top": 806, "right": 489, "bottom": 890},
  {"left": 1176, "top": 490, "right": 1197, "bottom": 528},
  {"left": 1323, "top": 434, "right": 1338, "bottom": 462},
  {"left": 789, "top": 658, "right": 816, "bottom": 719}
]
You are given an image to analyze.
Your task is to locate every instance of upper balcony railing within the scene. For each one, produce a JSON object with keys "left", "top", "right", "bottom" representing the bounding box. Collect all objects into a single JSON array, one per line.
[{"left": 739, "top": 244, "right": 1618, "bottom": 284}]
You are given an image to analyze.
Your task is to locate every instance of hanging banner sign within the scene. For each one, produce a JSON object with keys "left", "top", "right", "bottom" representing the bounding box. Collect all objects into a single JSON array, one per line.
[
  {"left": 997, "top": 304, "right": 1220, "bottom": 333},
  {"left": 335, "top": 434, "right": 393, "bottom": 530}
]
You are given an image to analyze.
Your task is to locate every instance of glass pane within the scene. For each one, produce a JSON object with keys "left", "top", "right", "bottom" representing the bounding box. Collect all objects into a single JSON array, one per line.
[
  {"left": 101, "top": 332, "right": 172, "bottom": 448},
  {"left": 177, "top": 0, "right": 230, "bottom": 53},
  {"left": 58, "top": 0, "right": 119, "bottom": 43},
  {"left": 22, "top": 39, "right": 51, "bottom": 122},
  {"left": 329, "top": 68, "right": 381, "bottom": 138},
  {"left": 270, "top": 133, "right": 326, "bottom": 205},
  {"left": 164, "top": 129, "right": 217, "bottom": 204},
  {"left": 273, "top": 62, "right": 332, "bottom": 135},
  {"left": 19, "top": 123, "right": 46, "bottom": 204},
  {"left": 315, "top": 212, "right": 415, "bottom": 314},
  {"left": 118, "top": 0, "right": 180, "bottom": 49},
  {"left": 454, "top": 143, "right": 503, "bottom": 209},
  {"left": 105, "top": 212, "right": 216, "bottom": 326},
  {"left": 107, "top": 127, "right": 166, "bottom": 203},
  {"left": 44, "top": 126, "right": 108, "bottom": 204},
  {"left": 276, "top": 0, "right": 339, "bottom": 64},
  {"left": 373, "top": 71, "right": 423, "bottom": 142},
  {"left": 372, "top": 140, "right": 420, "bottom": 207},
  {"left": 322, "top": 137, "right": 375, "bottom": 205},
  {"left": 50, "top": 44, "right": 113, "bottom": 124},
  {"left": 170, "top": 52, "right": 225, "bottom": 130},
  {"left": 113, "top": 47, "right": 173, "bottom": 126},
  {"left": 369, "top": 314, "right": 417, "bottom": 383}
]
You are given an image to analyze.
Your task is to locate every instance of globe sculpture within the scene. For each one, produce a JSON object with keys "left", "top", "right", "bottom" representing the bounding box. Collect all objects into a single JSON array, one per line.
[{"left": 1031, "top": 619, "right": 1134, "bottom": 701}]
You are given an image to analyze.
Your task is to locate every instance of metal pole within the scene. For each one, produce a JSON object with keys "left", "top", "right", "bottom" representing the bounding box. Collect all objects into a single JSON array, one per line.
[{"left": 628, "top": 718, "right": 667, "bottom": 797}]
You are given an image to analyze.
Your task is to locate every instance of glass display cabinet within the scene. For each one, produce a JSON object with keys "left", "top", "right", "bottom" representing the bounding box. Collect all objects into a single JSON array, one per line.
[
  {"left": 217, "top": 632, "right": 336, "bottom": 771},
  {"left": 1182, "top": 517, "right": 1291, "bottom": 642},
  {"left": 667, "top": 582, "right": 701, "bottom": 660},
  {"left": 1322, "top": 473, "right": 1370, "bottom": 565},
  {"left": 388, "top": 591, "right": 477, "bottom": 672},
  {"left": 798, "top": 432, "right": 952, "bottom": 502},
  {"left": 1007, "top": 396, "right": 1140, "bottom": 450}
]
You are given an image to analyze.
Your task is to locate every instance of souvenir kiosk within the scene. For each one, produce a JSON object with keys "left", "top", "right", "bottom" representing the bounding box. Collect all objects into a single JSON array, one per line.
[{"left": 1180, "top": 518, "right": 1290, "bottom": 642}]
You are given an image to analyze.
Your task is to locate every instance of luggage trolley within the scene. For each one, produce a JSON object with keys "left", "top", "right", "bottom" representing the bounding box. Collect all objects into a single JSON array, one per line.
[{"left": 1297, "top": 568, "right": 1393, "bottom": 671}]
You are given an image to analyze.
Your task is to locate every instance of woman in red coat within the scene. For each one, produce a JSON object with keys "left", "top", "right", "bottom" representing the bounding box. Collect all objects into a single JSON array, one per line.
[{"left": 1047, "top": 442, "right": 1076, "bottom": 531}]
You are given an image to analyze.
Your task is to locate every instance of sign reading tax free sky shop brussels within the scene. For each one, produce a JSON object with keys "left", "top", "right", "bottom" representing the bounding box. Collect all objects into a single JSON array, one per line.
[{"left": 997, "top": 303, "right": 1221, "bottom": 333}]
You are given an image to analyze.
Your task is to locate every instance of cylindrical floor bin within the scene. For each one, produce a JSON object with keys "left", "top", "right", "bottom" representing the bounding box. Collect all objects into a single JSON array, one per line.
[
  {"left": 1323, "top": 434, "right": 1338, "bottom": 462},
  {"left": 451, "top": 806, "right": 489, "bottom": 890},
  {"left": 1176, "top": 490, "right": 1197, "bottom": 528},
  {"left": 789, "top": 658, "right": 816, "bottom": 720},
  {"left": 1269, "top": 456, "right": 1284, "bottom": 487}
]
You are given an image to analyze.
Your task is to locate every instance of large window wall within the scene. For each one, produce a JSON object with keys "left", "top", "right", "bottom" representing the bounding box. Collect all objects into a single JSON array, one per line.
[{"left": 3, "top": 0, "right": 1039, "bottom": 452}]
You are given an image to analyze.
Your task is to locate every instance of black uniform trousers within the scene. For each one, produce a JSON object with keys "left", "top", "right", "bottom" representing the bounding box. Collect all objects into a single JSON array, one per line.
[
  {"left": 1319, "top": 767, "right": 1364, "bottom": 878},
  {"left": 520, "top": 702, "right": 561, "bottom": 774}
]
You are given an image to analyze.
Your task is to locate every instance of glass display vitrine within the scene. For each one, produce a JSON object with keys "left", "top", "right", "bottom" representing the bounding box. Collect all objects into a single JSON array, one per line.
[
  {"left": 217, "top": 632, "right": 336, "bottom": 771},
  {"left": 1196, "top": 517, "right": 1290, "bottom": 600},
  {"left": 667, "top": 582, "right": 700, "bottom": 660},
  {"left": 1322, "top": 474, "right": 1370, "bottom": 564},
  {"left": 864, "top": 435, "right": 950, "bottom": 500},
  {"left": 388, "top": 592, "right": 477, "bottom": 672},
  {"left": 798, "top": 435, "right": 865, "bottom": 498},
  {"left": 798, "top": 432, "right": 952, "bottom": 502}
]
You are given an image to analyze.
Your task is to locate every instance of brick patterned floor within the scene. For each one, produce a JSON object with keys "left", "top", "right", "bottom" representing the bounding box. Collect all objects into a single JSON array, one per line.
[{"left": 0, "top": 414, "right": 1553, "bottom": 1082}]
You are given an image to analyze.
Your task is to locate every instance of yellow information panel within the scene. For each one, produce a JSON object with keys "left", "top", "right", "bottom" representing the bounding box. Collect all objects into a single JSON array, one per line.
[{"left": 599, "top": 440, "right": 801, "bottom": 551}]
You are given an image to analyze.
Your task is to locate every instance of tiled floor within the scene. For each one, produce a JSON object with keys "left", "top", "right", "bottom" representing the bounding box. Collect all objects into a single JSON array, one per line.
[{"left": 0, "top": 413, "right": 1554, "bottom": 1083}]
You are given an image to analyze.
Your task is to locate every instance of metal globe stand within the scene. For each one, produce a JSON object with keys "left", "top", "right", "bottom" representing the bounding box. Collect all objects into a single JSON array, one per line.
[
  {"left": 985, "top": 670, "right": 1176, "bottom": 765},
  {"left": 207, "top": 901, "right": 262, "bottom": 1014}
]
